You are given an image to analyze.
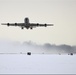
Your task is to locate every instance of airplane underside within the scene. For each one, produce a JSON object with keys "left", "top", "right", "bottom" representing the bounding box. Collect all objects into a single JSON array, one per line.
[{"left": 21, "top": 26, "right": 33, "bottom": 29}]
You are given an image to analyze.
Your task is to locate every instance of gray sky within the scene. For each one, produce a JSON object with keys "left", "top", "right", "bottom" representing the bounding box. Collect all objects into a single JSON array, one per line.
[{"left": 0, "top": 0, "right": 76, "bottom": 45}]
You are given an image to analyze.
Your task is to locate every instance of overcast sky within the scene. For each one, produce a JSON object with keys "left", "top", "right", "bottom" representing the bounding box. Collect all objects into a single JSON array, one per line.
[{"left": 0, "top": 0, "right": 76, "bottom": 45}]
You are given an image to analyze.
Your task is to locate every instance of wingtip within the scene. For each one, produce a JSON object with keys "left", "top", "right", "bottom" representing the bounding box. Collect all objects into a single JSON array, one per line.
[
  {"left": 1, "top": 23, "right": 7, "bottom": 25},
  {"left": 48, "top": 24, "right": 54, "bottom": 26},
  {"left": 1, "top": 23, "right": 3, "bottom": 25},
  {"left": 52, "top": 24, "right": 54, "bottom": 26}
]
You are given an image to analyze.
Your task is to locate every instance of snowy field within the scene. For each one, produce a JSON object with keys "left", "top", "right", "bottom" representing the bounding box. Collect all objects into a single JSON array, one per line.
[
  {"left": 0, "top": 40, "right": 76, "bottom": 74},
  {"left": 0, "top": 54, "right": 76, "bottom": 74}
]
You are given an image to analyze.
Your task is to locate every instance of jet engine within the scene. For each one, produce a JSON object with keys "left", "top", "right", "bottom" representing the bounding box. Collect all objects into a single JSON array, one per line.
[
  {"left": 37, "top": 23, "right": 39, "bottom": 26},
  {"left": 15, "top": 23, "right": 17, "bottom": 26},
  {"left": 45, "top": 23, "right": 47, "bottom": 27},
  {"left": 7, "top": 23, "right": 9, "bottom": 26}
]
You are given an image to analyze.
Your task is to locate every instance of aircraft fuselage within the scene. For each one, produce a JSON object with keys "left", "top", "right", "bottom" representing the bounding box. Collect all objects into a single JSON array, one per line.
[{"left": 24, "top": 18, "right": 30, "bottom": 29}]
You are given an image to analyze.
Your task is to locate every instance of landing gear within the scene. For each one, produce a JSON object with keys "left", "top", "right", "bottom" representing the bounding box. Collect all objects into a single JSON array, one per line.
[
  {"left": 21, "top": 27, "right": 24, "bottom": 29},
  {"left": 30, "top": 27, "right": 33, "bottom": 29}
]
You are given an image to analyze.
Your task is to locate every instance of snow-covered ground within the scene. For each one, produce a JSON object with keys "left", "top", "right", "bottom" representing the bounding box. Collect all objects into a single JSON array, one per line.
[
  {"left": 0, "top": 40, "right": 76, "bottom": 74},
  {"left": 0, "top": 54, "right": 76, "bottom": 74}
]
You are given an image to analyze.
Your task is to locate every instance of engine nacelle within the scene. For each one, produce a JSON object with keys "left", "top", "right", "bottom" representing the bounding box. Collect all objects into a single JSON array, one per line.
[
  {"left": 15, "top": 23, "right": 17, "bottom": 26},
  {"left": 37, "top": 23, "right": 39, "bottom": 26},
  {"left": 45, "top": 23, "right": 47, "bottom": 27},
  {"left": 7, "top": 23, "right": 9, "bottom": 26}
]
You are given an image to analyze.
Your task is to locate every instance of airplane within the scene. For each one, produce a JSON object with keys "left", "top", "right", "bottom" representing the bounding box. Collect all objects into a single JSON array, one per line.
[{"left": 1, "top": 17, "right": 54, "bottom": 29}]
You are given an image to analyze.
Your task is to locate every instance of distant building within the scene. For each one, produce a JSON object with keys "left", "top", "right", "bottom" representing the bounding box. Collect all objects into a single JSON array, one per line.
[
  {"left": 70, "top": 53, "right": 73, "bottom": 55},
  {"left": 68, "top": 53, "right": 73, "bottom": 55},
  {"left": 27, "top": 52, "right": 31, "bottom": 55}
]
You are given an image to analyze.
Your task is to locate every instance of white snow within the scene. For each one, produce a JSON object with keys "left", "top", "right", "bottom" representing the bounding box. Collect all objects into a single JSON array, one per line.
[
  {"left": 0, "top": 40, "right": 76, "bottom": 74},
  {"left": 0, "top": 54, "right": 76, "bottom": 74}
]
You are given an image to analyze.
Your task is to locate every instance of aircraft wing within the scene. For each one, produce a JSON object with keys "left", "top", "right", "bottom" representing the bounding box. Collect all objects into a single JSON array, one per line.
[
  {"left": 1, "top": 23, "right": 54, "bottom": 29},
  {"left": 30, "top": 23, "right": 54, "bottom": 27},
  {"left": 1, "top": 23, "right": 24, "bottom": 26}
]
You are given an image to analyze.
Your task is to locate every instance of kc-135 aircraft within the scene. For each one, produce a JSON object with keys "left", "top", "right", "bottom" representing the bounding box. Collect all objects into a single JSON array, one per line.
[{"left": 1, "top": 17, "right": 54, "bottom": 29}]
